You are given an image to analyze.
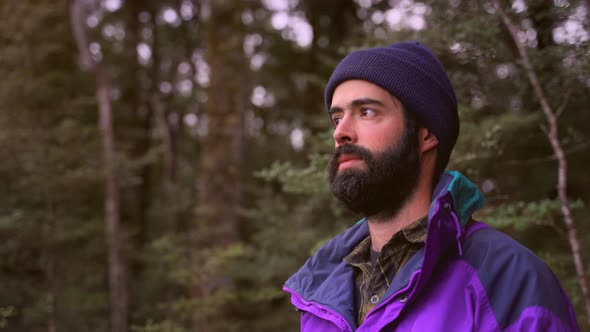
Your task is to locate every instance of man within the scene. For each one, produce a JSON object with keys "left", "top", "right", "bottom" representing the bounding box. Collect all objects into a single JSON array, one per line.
[{"left": 283, "top": 41, "right": 579, "bottom": 331}]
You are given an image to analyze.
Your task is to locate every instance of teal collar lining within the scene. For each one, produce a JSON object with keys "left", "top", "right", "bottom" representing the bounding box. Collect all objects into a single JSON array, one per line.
[{"left": 434, "top": 170, "right": 486, "bottom": 226}]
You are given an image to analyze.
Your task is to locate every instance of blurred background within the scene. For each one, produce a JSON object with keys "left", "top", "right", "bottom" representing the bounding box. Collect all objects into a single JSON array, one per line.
[{"left": 1, "top": 0, "right": 589, "bottom": 331}]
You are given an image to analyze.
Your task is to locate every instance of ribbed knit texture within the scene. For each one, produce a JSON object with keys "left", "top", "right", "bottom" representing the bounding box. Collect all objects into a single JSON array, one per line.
[{"left": 324, "top": 41, "right": 459, "bottom": 173}]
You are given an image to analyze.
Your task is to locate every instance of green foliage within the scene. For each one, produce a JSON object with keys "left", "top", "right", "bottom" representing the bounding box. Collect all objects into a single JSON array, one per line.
[
  {"left": 0, "top": 306, "right": 15, "bottom": 329},
  {"left": 132, "top": 320, "right": 187, "bottom": 332},
  {"left": 483, "top": 199, "right": 584, "bottom": 231},
  {"left": 255, "top": 153, "right": 330, "bottom": 194}
]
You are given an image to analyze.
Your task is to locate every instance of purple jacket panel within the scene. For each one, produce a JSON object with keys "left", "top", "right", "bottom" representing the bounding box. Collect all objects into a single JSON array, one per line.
[
  {"left": 284, "top": 172, "right": 580, "bottom": 332},
  {"left": 287, "top": 225, "right": 579, "bottom": 331},
  {"left": 503, "top": 306, "right": 577, "bottom": 332}
]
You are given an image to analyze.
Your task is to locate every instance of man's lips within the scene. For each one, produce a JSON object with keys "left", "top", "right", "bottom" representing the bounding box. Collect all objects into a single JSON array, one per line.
[{"left": 338, "top": 154, "right": 363, "bottom": 170}]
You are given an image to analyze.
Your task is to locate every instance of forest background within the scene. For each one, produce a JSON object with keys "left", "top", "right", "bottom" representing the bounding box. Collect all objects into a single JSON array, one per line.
[{"left": 1, "top": 0, "right": 589, "bottom": 331}]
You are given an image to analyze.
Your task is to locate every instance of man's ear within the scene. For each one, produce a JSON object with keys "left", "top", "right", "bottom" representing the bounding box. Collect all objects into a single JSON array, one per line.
[{"left": 418, "top": 127, "right": 438, "bottom": 153}]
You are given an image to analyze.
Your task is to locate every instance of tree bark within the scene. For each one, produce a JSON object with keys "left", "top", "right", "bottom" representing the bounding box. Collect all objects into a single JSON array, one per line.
[
  {"left": 192, "top": 1, "right": 244, "bottom": 329},
  {"left": 152, "top": 93, "right": 175, "bottom": 193},
  {"left": 123, "top": 0, "right": 152, "bottom": 273},
  {"left": 148, "top": 1, "right": 178, "bottom": 210},
  {"left": 491, "top": 0, "right": 590, "bottom": 326},
  {"left": 199, "top": 0, "right": 241, "bottom": 250},
  {"left": 69, "top": 2, "right": 128, "bottom": 331},
  {"left": 44, "top": 193, "right": 56, "bottom": 332},
  {"left": 97, "top": 68, "right": 128, "bottom": 332}
]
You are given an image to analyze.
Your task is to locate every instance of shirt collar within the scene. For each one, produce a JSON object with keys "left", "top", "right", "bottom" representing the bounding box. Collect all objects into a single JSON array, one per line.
[{"left": 343, "top": 215, "right": 427, "bottom": 266}]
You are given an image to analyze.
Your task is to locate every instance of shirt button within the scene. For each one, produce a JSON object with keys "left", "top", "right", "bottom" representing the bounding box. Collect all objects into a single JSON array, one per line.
[
  {"left": 370, "top": 294, "right": 379, "bottom": 304},
  {"left": 443, "top": 202, "right": 451, "bottom": 211}
]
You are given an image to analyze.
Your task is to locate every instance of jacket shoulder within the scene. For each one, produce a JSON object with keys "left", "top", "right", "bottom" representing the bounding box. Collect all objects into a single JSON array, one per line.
[{"left": 461, "top": 226, "right": 577, "bottom": 330}]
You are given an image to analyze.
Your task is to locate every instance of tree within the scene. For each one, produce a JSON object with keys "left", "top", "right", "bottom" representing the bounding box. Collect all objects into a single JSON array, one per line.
[
  {"left": 0, "top": 1, "right": 109, "bottom": 330},
  {"left": 491, "top": 0, "right": 590, "bottom": 325},
  {"left": 70, "top": 1, "right": 128, "bottom": 331}
]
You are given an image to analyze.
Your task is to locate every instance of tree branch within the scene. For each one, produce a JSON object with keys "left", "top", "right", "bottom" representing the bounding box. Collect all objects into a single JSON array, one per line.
[
  {"left": 490, "top": 0, "right": 590, "bottom": 324},
  {"left": 69, "top": 0, "right": 94, "bottom": 71},
  {"left": 503, "top": 141, "right": 590, "bottom": 166},
  {"left": 556, "top": 85, "right": 573, "bottom": 118}
]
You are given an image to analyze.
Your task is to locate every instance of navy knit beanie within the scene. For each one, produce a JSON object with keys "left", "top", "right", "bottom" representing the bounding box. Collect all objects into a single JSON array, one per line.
[{"left": 324, "top": 41, "right": 459, "bottom": 174}]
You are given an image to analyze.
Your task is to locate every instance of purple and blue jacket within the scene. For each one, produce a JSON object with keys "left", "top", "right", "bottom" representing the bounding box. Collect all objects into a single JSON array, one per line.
[{"left": 284, "top": 171, "right": 579, "bottom": 331}]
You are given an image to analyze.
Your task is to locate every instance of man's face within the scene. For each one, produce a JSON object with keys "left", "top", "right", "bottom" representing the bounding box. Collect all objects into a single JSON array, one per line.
[{"left": 327, "top": 80, "right": 420, "bottom": 219}]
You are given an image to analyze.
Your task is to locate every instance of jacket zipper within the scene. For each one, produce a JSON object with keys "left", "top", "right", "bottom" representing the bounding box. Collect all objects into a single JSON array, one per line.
[{"left": 283, "top": 286, "right": 354, "bottom": 332}]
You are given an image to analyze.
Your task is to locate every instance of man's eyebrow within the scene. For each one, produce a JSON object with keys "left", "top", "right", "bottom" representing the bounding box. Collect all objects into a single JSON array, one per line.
[
  {"left": 327, "top": 106, "right": 342, "bottom": 115},
  {"left": 328, "top": 98, "right": 385, "bottom": 115},
  {"left": 350, "top": 98, "right": 385, "bottom": 108}
]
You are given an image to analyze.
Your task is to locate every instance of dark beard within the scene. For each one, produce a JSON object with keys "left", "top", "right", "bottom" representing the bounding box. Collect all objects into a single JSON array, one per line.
[{"left": 327, "top": 128, "right": 420, "bottom": 219}]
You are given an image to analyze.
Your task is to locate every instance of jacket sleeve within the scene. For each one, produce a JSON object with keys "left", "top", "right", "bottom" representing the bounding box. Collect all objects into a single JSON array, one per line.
[
  {"left": 463, "top": 227, "right": 580, "bottom": 332},
  {"left": 502, "top": 304, "right": 579, "bottom": 332}
]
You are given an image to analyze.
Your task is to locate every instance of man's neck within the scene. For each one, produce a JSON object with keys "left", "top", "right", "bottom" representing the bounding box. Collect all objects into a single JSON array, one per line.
[{"left": 367, "top": 187, "right": 432, "bottom": 252}]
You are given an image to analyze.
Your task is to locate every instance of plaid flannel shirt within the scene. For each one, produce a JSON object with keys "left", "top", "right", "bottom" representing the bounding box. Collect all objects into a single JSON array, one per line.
[{"left": 343, "top": 216, "right": 428, "bottom": 325}]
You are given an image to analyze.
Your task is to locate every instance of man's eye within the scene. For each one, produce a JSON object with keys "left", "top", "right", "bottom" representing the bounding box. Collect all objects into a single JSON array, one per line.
[
  {"left": 332, "top": 116, "right": 342, "bottom": 125},
  {"left": 361, "top": 108, "right": 376, "bottom": 117}
]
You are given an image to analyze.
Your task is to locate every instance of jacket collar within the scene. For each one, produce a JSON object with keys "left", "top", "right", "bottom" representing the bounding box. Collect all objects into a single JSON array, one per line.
[
  {"left": 430, "top": 170, "right": 486, "bottom": 226},
  {"left": 284, "top": 171, "right": 486, "bottom": 327}
]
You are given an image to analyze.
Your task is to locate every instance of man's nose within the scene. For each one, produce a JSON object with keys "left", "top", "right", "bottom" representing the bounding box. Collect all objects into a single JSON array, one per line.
[{"left": 333, "top": 115, "right": 357, "bottom": 146}]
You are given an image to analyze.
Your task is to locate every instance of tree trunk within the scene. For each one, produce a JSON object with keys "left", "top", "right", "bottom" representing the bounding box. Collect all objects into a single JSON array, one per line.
[
  {"left": 192, "top": 1, "right": 244, "bottom": 329},
  {"left": 148, "top": 1, "right": 177, "bottom": 215},
  {"left": 491, "top": 0, "right": 590, "bottom": 326},
  {"left": 97, "top": 68, "right": 128, "bottom": 332},
  {"left": 44, "top": 193, "right": 56, "bottom": 332},
  {"left": 123, "top": 0, "right": 152, "bottom": 273},
  {"left": 69, "top": 2, "right": 128, "bottom": 331}
]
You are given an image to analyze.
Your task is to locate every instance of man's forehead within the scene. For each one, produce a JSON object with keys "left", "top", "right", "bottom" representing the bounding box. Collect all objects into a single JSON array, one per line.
[{"left": 331, "top": 80, "right": 401, "bottom": 108}]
